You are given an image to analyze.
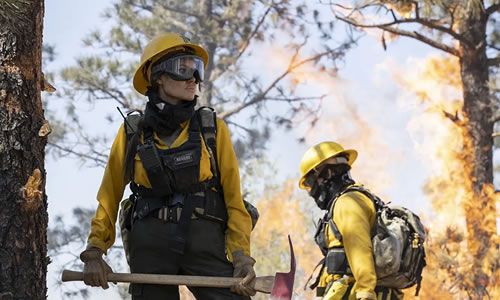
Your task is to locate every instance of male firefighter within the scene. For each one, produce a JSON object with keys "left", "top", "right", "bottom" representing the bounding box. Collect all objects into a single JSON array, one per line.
[{"left": 299, "top": 141, "right": 402, "bottom": 300}]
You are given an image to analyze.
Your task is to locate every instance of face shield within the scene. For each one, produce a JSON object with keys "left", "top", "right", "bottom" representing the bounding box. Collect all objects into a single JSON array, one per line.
[{"left": 151, "top": 54, "right": 205, "bottom": 83}]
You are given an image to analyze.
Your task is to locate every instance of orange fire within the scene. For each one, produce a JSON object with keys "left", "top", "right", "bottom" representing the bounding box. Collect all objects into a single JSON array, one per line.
[
  {"left": 251, "top": 180, "right": 321, "bottom": 299},
  {"left": 387, "top": 55, "right": 499, "bottom": 299},
  {"left": 256, "top": 44, "right": 499, "bottom": 298}
]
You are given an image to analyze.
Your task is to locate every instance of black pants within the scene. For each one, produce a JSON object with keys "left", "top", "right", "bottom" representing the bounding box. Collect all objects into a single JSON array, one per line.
[{"left": 128, "top": 216, "right": 250, "bottom": 300}]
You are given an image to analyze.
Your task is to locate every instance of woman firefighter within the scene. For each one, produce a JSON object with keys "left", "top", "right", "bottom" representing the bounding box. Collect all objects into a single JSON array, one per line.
[{"left": 79, "top": 32, "right": 256, "bottom": 299}]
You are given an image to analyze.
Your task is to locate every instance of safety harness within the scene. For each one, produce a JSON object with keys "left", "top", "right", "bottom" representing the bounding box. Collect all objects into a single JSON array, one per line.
[
  {"left": 123, "top": 107, "right": 228, "bottom": 254},
  {"left": 122, "top": 107, "right": 259, "bottom": 255}
]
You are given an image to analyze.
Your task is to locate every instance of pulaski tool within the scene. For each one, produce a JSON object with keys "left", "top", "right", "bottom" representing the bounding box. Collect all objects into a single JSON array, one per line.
[{"left": 62, "top": 236, "right": 296, "bottom": 299}]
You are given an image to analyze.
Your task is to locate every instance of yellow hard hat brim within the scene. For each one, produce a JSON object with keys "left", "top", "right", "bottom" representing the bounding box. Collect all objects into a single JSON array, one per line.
[
  {"left": 298, "top": 149, "right": 357, "bottom": 190},
  {"left": 133, "top": 43, "right": 209, "bottom": 95}
]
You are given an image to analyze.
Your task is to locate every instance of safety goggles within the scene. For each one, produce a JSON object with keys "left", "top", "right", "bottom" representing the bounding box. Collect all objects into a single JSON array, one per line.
[
  {"left": 303, "top": 165, "right": 330, "bottom": 189},
  {"left": 303, "top": 156, "right": 349, "bottom": 189},
  {"left": 151, "top": 54, "right": 205, "bottom": 82}
]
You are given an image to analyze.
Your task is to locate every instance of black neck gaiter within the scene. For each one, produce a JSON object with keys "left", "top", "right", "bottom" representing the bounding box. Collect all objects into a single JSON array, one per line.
[
  {"left": 143, "top": 89, "right": 197, "bottom": 136},
  {"left": 309, "top": 167, "right": 355, "bottom": 210}
]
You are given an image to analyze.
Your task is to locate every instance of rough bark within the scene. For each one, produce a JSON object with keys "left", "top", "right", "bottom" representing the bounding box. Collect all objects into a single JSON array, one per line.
[
  {"left": 458, "top": 7, "right": 497, "bottom": 299},
  {"left": 199, "top": 0, "right": 215, "bottom": 107},
  {"left": 0, "top": 0, "right": 48, "bottom": 299}
]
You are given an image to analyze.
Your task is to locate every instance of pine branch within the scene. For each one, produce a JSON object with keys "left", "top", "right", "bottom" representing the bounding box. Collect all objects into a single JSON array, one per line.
[
  {"left": 159, "top": 3, "right": 202, "bottom": 18},
  {"left": 375, "top": 2, "right": 466, "bottom": 45},
  {"left": 487, "top": 55, "right": 500, "bottom": 67},
  {"left": 335, "top": 16, "right": 461, "bottom": 56},
  {"left": 224, "top": 120, "right": 255, "bottom": 134},
  {"left": 210, "top": 5, "right": 273, "bottom": 82},
  {"left": 493, "top": 113, "right": 500, "bottom": 123},
  {"left": 442, "top": 110, "right": 462, "bottom": 125},
  {"left": 127, "top": 0, "right": 202, "bottom": 18},
  {"left": 219, "top": 47, "right": 340, "bottom": 119},
  {"left": 488, "top": 43, "right": 500, "bottom": 51},
  {"left": 265, "top": 95, "right": 326, "bottom": 102},
  {"left": 234, "top": 5, "right": 272, "bottom": 62},
  {"left": 485, "top": 3, "right": 499, "bottom": 16},
  {"left": 48, "top": 142, "right": 107, "bottom": 167}
]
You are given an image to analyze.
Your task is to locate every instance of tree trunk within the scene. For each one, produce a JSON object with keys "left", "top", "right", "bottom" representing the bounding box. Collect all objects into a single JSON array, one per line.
[
  {"left": 458, "top": 7, "right": 497, "bottom": 299},
  {"left": 0, "top": 0, "right": 48, "bottom": 299},
  {"left": 199, "top": 0, "right": 215, "bottom": 107}
]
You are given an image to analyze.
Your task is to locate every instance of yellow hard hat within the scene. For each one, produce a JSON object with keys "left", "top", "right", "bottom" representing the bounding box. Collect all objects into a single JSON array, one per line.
[
  {"left": 298, "top": 141, "right": 357, "bottom": 189},
  {"left": 132, "top": 33, "right": 209, "bottom": 95}
]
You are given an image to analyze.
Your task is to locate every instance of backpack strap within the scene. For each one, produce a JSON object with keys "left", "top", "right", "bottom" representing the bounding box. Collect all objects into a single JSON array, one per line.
[
  {"left": 328, "top": 185, "right": 383, "bottom": 242},
  {"left": 304, "top": 257, "right": 326, "bottom": 291},
  {"left": 123, "top": 112, "right": 143, "bottom": 182},
  {"left": 136, "top": 126, "right": 175, "bottom": 196},
  {"left": 196, "top": 107, "right": 260, "bottom": 229},
  {"left": 197, "top": 107, "right": 221, "bottom": 187},
  {"left": 328, "top": 197, "right": 344, "bottom": 242}
]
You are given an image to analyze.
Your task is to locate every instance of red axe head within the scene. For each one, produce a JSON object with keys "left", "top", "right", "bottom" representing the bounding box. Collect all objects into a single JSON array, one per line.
[{"left": 270, "top": 235, "right": 296, "bottom": 300}]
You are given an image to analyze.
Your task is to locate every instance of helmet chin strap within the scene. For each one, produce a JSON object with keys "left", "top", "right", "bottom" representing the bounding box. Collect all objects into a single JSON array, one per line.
[{"left": 193, "top": 70, "right": 202, "bottom": 84}]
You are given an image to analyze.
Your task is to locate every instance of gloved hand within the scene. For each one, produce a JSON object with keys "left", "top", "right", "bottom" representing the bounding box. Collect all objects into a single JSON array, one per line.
[
  {"left": 356, "top": 290, "right": 376, "bottom": 300},
  {"left": 230, "top": 251, "right": 257, "bottom": 296},
  {"left": 80, "top": 246, "right": 113, "bottom": 289}
]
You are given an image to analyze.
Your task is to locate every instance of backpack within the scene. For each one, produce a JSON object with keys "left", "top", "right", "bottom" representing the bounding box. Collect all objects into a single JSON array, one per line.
[{"left": 330, "top": 185, "right": 426, "bottom": 294}]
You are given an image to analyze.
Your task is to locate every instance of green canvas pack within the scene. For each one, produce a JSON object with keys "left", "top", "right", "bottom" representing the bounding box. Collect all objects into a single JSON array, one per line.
[{"left": 330, "top": 185, "right": 427, "bottom": 294}]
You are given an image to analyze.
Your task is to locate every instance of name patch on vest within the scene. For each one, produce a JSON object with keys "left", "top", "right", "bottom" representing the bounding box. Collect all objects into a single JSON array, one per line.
[{"left": 173, "top": 152, "right": 195, "bottom": 166}]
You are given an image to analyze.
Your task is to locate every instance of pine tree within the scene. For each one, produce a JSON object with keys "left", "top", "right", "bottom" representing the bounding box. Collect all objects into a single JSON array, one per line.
[
  {"left": 48, "top": 0, "right": 352, "bottom": 166},
  {"left": 332, "top": 1, "right": 499, "bottom": 298},
  {"left": 0, "top": 0, "right": 49, "bottom": 298}
]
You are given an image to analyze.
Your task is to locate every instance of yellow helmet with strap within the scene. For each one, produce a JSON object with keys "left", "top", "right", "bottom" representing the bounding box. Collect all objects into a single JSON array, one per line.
[
  {"left": 299, "top": 141, "right": 357, "bottom": 189},
  {"left": 133, "top": 33, "right": 209, "bottom": 95}
]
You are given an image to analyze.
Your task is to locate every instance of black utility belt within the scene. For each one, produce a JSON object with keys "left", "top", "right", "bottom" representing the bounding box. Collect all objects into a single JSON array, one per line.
[
  {"left": 133, "top": 192, "right": 204, "bottom": 221},
  {"left": 155, "top": 204, "right": 206, "bottom": 223},
  {"left": 132, "top": 191, "right": 227, "bottom": 224}
]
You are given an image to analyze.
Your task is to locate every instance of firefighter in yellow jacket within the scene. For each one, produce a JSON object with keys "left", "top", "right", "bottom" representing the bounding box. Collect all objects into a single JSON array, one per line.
[
  {"left": 299, "top": 142, "right": 402, "bottom": 300},
  {"left": 79, "top": 32, "right": 256, "bottom": 299}
]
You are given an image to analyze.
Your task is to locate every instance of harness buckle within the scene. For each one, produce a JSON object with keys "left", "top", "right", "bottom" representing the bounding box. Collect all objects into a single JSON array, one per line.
[
  {"left": 170, "top": 193, "right": 185, "bottom": 206},
  {"left": 135, "top": 202, "right": 149, "bottom": 220}
]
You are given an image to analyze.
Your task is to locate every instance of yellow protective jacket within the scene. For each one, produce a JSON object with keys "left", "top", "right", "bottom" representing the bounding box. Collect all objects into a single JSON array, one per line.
[
  {"left": 86, "top": 117, "right": 252, "bottom": 258},
  {"left": 319, "top": 189, "right": 378, "bottom": 300}
]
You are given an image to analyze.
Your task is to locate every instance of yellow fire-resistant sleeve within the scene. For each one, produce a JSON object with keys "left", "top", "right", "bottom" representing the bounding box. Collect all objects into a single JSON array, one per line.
[
  {"left": 87, "top": 124, "right": 128, "bottom": 253},
  {"left": 333, "top": 191, "right": 377, "bottom": 300},
  {"left": 87, "top": 117, "right": 251, "bottom": 257},
  {"left": 215, "top": 118, "right": 252, "bottom": 258}
]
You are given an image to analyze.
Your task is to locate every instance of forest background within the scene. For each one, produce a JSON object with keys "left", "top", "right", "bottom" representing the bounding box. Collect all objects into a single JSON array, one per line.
[{"left": 0, "top": 0, "right": 498, "bottom": 299}]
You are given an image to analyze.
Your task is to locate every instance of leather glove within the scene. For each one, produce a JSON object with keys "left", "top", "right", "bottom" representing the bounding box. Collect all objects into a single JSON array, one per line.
[
  {"left": 80, "top": 246, "right": 113, "bottom": 289},
  {"left": 230, "top": 251, "right": 257, "bottom": 296}
]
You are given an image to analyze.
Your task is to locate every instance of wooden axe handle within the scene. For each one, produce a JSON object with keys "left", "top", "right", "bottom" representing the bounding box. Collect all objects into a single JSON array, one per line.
[{"left": 62, "top": 270, "right": 274, "bottom": 294}]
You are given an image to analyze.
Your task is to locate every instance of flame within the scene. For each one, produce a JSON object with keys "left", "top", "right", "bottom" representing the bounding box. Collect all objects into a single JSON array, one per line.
[
  {"left": 251, "top": 180, "right": 320, "bottom": 299},
  {"left": 389, "top": 56, "right": 466, "bottom": 227},
  {"left": 334, "top": 2, "right": 403, "bottom": 44},
  {"left": 248, "top": 45, "right": 402, "bottom": 298},
  {"left": 250, "top": 42, "right": 498, "bottom": 298},
  {"left": 279, "top": 47, "right": 399, "bottom": 195},
  {"left": 387, "top": 55, "right": 499, "bottom": 299},
  {"left": 257, "top": 44, "right": 499, "bottom": 298}
]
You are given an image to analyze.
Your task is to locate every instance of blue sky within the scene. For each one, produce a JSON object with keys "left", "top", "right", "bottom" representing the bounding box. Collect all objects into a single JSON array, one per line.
[{"left": 42, "top": 0, "right": 483, "bottom": 299}]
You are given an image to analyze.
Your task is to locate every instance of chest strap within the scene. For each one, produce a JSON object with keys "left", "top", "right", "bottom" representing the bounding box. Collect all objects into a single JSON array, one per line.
[{"left": 136, "top": 128, "right": 175, "bottom": 196}]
